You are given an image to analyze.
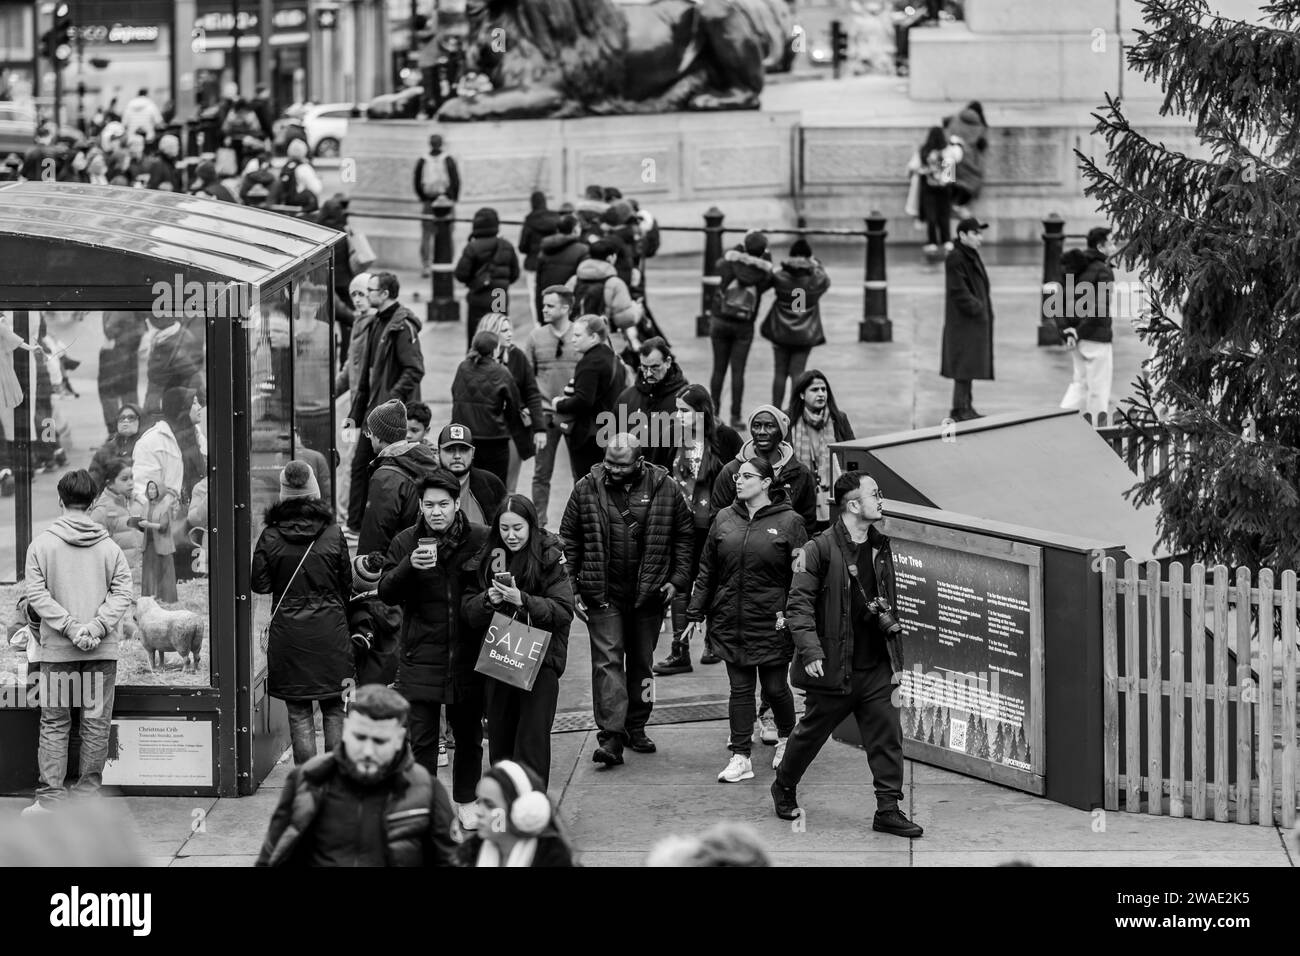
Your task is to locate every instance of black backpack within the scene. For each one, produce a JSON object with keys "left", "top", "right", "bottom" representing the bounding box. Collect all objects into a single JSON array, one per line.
[
  {"left": 574, "top": 275, "right": 608, "bottom": 317},
  {"left": 273, "top": 159, "right": 318, "bottom": 212}
]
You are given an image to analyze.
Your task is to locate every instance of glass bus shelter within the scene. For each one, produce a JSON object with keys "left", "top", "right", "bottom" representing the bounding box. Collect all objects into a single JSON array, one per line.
[{"left": 0, "top": 182, "right": 343, "bottom": 797}]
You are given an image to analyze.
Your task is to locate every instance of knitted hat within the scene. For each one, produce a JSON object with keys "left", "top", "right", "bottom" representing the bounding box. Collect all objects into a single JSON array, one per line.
[
  {"left": 748, "top": 404, "right": 791, "bottom": 441},
  {"left": 352, "top": 551, "right": 384, "bottom": 590},
  {"left": 279, "top": 460, "right": 320, "bottom": 501},
  {"left": 365, "top": 399, "right": 408, "bottom": 445},
  {"left": 602, "top": 200, "right": 634, "bottom": 227},
  {"left": 789, "top": 238, "right": 813, "bottom": 259},
  {"left": 743, "top": 231, "right": 769, "bottom": 256}
]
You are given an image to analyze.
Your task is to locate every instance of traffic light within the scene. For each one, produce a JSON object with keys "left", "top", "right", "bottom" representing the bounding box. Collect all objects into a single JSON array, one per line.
[
  {"left": 830, "top": 19, "right": 848, "bottom": 77},
  {"left": 41, "top": 3, "right": 74, "bottom": 67}
]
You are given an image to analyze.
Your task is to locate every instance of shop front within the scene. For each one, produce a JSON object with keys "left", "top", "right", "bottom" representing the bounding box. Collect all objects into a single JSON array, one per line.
[
  {"left": 191, "top": 0, "right": 311, "bottom": 109},
  {"left": 0, "top": 182, "right": 343, "bottom": 797}
]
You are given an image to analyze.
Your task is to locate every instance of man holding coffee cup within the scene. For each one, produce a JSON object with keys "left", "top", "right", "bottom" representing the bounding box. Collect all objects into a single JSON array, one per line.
[{"left": 379, "top": 470, "right": 490, "bottom": 832}]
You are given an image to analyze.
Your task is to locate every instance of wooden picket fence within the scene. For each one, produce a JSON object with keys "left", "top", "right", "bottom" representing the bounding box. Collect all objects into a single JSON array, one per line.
[
  {"left": 1102, "top": 558, "right": 1299, "bottom": 826},
  {"left": 1092, "top": 413, "right": 1197, "bottom": 486}
]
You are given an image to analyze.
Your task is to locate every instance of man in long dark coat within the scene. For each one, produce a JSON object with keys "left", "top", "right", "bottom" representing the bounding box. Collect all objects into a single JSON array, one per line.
[{"left": 940, "top": 217, "right": 994, "bottom": 421}]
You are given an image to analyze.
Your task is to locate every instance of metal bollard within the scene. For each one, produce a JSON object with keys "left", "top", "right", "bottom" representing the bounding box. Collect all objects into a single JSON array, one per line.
[
  {"left": 859, "top": 210, "right": 891, "bottom": 342},
  {"left": 1038, "top": 213, "right": 1065, "bottom": 346},
  {"left": 428, "top": 194, "right": 458, "bottom": 325},
  {"left": 697, "top": 206, "right": 725, "bottom": 337}
]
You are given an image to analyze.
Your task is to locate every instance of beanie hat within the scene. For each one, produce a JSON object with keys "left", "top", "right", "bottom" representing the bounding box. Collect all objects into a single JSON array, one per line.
[
  {"left": 748, "top": 404, "right": 791, "bottom": 441},
  {"left": 279, "top": 460, "right": 320, "bottom": 501},
  {"left": 365, "top": 399, "right": 408, "bottom": 445},
  {"left": 789, "top": 238, "right": 813, "bottom": 259},
  {"left": 602, "top": 200, "right": 634, "bottom": 227},
  {"left": 351, "top": 551, "right": 384, "bottom": 590},
  {"left": 743, "top": 231, "right": 769, "bottom": 256},
  {"left": 471, "top": 206, "right": 500, "bottom": 237}
]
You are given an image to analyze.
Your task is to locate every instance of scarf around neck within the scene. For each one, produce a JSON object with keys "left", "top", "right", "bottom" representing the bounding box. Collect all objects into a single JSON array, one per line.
[
  {"left": 476, "top": 837, "right": 538, "bottom": 868},
  {"left": 792, "top": 407, "right": 833, "bottom": 522}
]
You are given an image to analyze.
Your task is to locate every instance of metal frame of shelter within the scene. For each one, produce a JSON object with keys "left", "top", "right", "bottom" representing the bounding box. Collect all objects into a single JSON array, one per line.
[{"left": 0, "top": 182, "right": 344, "bottom": 797}]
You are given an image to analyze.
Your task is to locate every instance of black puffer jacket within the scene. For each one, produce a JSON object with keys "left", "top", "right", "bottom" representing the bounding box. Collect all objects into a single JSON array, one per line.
[
  {"left": 451, "top": 352, "right": 526, "bottom": 442},
  {"left": 358, "top": 441, "right": 445, "bottom": 555},
  {"left": 761, "top": 256, "right": 831, "bottom": 348},
  {"left": 786, "top": 521, "right": 903, "bottom": 695},
  {"left": 559, "top": 462, "right": 693, "bottom": 610},
  {"left": 520, "top": 208, "right": 561, "bottom": 271},
  {"left": 256, "top": 745, "right": 457, "bottom": 867},
  {"left": 1058, "top": 247, "right": 1114, "bottom": 343},
  {"left": 454, "top": 208, "right": 521, "bottom": 321},
  {"left": 536, "top": 234, "right": 589, "bottom": 294},
  {"left": 251, "top": 498, "right": 353, "bottom": 701},
  {"left": 463, "top": 531, "right": 575, "bottom": 676},
  {"left": 379, "top": 513, "right": 491, "bottom": 704},
  {"left": 711, "top": 441, "right": 817, "bottom": 531},
  {"left": 687, "top": 497, "right": 808, "bottom": 666}
]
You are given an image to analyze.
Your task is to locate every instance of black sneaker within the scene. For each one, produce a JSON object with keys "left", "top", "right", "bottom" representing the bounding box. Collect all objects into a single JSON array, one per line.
[
  {"left": 592, "top": 740, "right": 624, "bottom": 767},
  {"left": 873, "top": 807, "right": 924, "bottom": 838},
  {"left": 627, "top": 731, "right": 656, "bottom": 754},
  {"left": 771, "top": 778, "right": 800, "bottom": 820},
  {"left": 699, "top": 650, "right": 721, "bottom": 665},
  {"left": 653, "top": 642, "right": 693, "bottom": 675}
]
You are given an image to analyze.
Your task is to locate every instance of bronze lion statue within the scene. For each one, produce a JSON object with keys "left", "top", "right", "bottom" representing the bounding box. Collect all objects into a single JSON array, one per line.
[{"left": 437, "top": 0, "right": 794, "bottom": 121}]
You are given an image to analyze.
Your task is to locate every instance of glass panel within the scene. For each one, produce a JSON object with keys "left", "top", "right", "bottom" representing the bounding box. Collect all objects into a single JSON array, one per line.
[
  {"left": 293, "top": 262, "right": 335, "bottom": 515},
  {"left": 0, "top": 311, "right": 33, "bottom": 685},
  {"left": 0, "top": 308, "right": 212, "bottom": 688},
  {"left": 249, "top": 285, "right": 294, "bottom": 680}
]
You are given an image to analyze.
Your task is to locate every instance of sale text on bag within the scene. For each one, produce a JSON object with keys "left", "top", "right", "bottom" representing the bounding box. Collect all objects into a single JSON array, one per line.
[{"left": 485, "top": 624, "right": 544, "bottom": 669}]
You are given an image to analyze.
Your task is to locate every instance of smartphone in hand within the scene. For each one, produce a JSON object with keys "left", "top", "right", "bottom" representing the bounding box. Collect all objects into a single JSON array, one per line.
[{"left": 493, "top": 571, "right": 514, "bottom": 588}]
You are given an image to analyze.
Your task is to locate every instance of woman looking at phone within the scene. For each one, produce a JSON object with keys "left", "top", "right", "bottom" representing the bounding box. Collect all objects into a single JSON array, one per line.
[{"left": 464, "top": 495, "right": 575, "bottom": 788}]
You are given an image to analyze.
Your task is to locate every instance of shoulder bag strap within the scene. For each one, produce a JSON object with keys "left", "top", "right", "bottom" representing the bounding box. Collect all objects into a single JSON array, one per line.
[{"left": 268, "top": 536, "right": 318, "bottom": 625}]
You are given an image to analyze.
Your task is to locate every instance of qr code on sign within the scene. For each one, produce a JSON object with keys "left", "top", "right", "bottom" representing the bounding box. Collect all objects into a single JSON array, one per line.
[{"left": 948, "top": 718, "right": 967, "bottom": 752}]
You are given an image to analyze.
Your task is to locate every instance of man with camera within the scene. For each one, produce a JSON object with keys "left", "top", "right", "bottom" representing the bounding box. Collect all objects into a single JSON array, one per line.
[{"left": 772, "top": 470, "right": 923, "bottom": 839}]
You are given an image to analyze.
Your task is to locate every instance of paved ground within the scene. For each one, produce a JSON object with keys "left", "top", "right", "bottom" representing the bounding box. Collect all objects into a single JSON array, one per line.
[{"left": 2, "top": 249, "right": 1296, "bottom": 866}]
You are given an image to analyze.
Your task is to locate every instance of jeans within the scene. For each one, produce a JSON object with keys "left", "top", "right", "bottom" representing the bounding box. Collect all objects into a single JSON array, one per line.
[
  {"left": 951, "top": 378, "right": 973, "bottom": 413},
  {"left": 771, "top": 345, "right": 812, "bottom": 409},
  {"left": 530, "top": 412, "right": 565, "bottom": 528},
  {"left": 285, "top": 697, "right": 346, "bottom": 766},
  {"left": 36, "top": 660, "right": 117, "bottom": 805},
  {"left": 776, "top": 663, "right": 905, "bottom": 811},
  {"left": 409, "top": 695, "right": 484, "bottom": 803},
  {"left": 708, "top": 316, "right": 754, "bottom": 422},
  {"left": 346, "top": 431, "right": 376, "bottom": 532},
  {"left": 725, "top": 661, "right": 795, "bottom": 756},
  {"left": 419, "top": 199, "right": 436, "bottom": 267},
  {"left": 588, "top": 598, "right": 664, "bottom": 746},
  {"left": 485, "top": 666, "right": 560, "bottom": 789},
  {"left": 474, "top": 437, "right": 510, "bottom": 486}
]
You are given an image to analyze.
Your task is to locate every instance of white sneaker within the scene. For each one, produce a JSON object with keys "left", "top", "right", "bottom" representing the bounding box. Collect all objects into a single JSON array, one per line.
[
  {"left": 717, "top": 753, "right": 754, "bottom": 783},
  {"left": 456, "top": 801, "right": 478, "bottom": 831},
  {"left": 759, "top": 713, "right": 778, "bottom": 745},
  {"left": 21, "top": 801, "right": 53, "bottom": 817},
  {"left": 437, "top": 743, "right": 448, "bottom": 768},
  {"left": 772, "top": 738, "right": 788, "bottom": 770}
]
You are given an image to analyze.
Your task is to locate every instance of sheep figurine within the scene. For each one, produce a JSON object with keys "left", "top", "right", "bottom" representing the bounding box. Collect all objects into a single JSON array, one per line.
[{"left": 135, "top": 597, "right": 205, "bottom": 673}]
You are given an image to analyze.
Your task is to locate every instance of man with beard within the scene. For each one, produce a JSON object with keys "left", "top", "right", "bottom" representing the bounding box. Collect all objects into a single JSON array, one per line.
[
  {"left": 256, "top": 684, "right": 458, "bottom": 866},
  {"left": 436, "top": 423, "right": 506, "bottom": 527},
  {"left": 613, "top": 337, "right": 688, "bottom": 470},
  {"left": 786, "top": 370, "right": 856, "bottom": 534},
  {"left": 379, "top": 471, "right": 490, "bottom": 832}
]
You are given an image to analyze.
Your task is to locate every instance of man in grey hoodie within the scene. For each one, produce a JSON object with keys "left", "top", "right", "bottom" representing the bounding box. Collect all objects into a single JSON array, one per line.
[{"left": 23, "top": 469, "right": 134, "bottom": 813}]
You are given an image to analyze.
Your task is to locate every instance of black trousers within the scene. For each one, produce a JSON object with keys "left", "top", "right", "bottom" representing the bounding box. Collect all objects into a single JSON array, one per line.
[
  {"left": 567, "top": 434, "right": 603, "bottom": 484},
  {"left": 484, "top": 666, "right": 560, "bottom": 790},
  {"left": 346, "top": 432, "right": 376, "bottom": 532},
  {"left": 708, "top": 316, "right": 754, "bottom": 422},
  {"left": 408, "top": 694, "right": 484, "bottom": 804},
  {"left": 776, "top": 663, "right": 905, "bottom": 811},
  {"left": 472, "top": 437, "right": 510, "bottom": 486},
  {"left": 725, "top": 661, "right": 795, "bottom": 755},
  {"left": 951, "top": 379, "right": 973, "bottom": 413}
]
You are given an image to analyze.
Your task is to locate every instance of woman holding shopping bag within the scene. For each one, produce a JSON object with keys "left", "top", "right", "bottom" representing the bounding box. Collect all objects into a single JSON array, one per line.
[{"left": 464, "top": 494, "right": 574, "bottom": 789}]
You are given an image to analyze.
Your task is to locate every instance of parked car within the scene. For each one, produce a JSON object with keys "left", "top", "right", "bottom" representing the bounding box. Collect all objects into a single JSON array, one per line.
[
  {"left": 300, "top": 102, "right": 353, "bottom": 158},
  {"left": 365, "top": 86, "right": 423, "bottom": 120},
  {"left": 0, "top": 102, "right": 84, "bottom": 160}
]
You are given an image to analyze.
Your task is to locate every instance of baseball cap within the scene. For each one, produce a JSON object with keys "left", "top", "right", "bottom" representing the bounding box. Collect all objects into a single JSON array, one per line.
[
  {"left": 438, "top": 423, "right": 474, "bottom": 449},
  {"left": 956, "top": 217, "right": 989, "bottom": 235}
]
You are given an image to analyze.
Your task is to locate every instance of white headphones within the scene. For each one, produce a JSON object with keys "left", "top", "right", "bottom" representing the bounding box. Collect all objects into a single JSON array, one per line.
[{"left": 496, "top": 760, "right": 552, "bottom": 836}]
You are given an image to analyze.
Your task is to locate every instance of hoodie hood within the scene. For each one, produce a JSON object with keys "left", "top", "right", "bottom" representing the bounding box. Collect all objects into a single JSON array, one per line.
[
  {"left": 471, "top": 207, "right": 500, "bottom": 238},
  {"left": 732, "top": 495, "right": 793, "bottom": 521},
  {"left": 575, "top": 258, "right": 617, "bottom": 281},
  {"left": 737, "top": 438, "right": 795, "bottom": 472},
  {"left": 49, "top": 514, "right": 110, "bottom": 548},
  {"left": 376, "top": 441, "right": 442, "bottom": 482},
  {"left": 725, "top": 248, "right": 774, "bottom": 272},
  {"left": 540, "top": 233, "right": 584, "bottom": 254},
  {"left": 262, "top": 497, "right": 334, "bottom": 542}
]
